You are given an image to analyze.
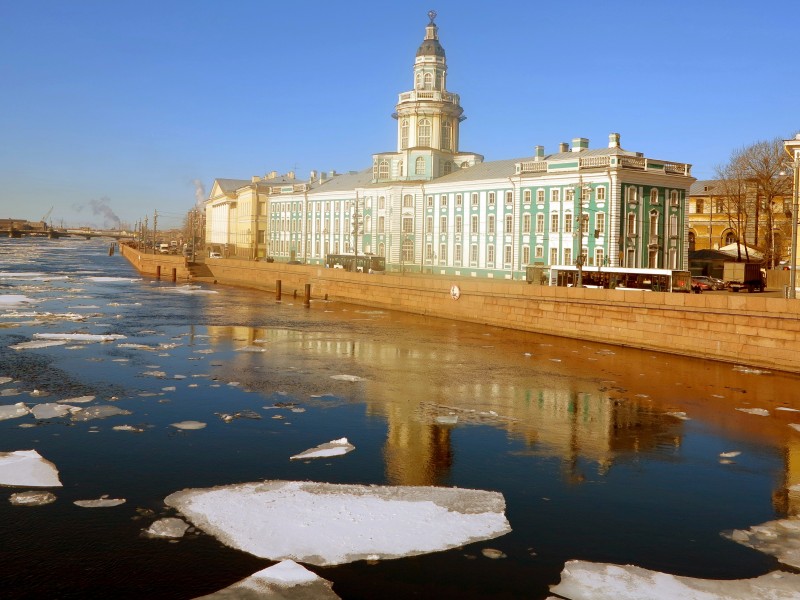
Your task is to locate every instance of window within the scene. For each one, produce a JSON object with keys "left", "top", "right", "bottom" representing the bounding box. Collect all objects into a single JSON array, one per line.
[
  {"left": 505, "top": 191, "right": 513, "bottom": 205},
  {"left": 551, "top": 189, "right": 560, "bottom": 203},
  {"left": 649, "top": 210, "right": 659, "bottom": 239},
  {"left": 455, "top": 244, "right": 462, "bottom": 263},
  {"left": 524, "top": 190, "right": 531, "bottom": 204},
  {"left": 471, "top": 193, "right": 479, "bottom": 206},
  {"left": 596, "top": 187, "right": 606, "bottom": 201},
  {"left": 440, "top": 216, "right": 447, "bottom": 232},
  {"left": 550, "top": 248, "right": 558, "bottom": 265},
  {"left": 522, "top": 213, "right": 531, "bottom": 233},
  {"left": 365, "top": 215, "right": 371, "bottom": 233},
  {"left": 536, "top": 214, "right": 544, "bottom": 234},
  {"left": 402, "top": 217, "right": 413, "bottom": 233},
  {"left": 522, "top": 246, "right": 530, "bottom": 265},
  {"left": 596, "top": 213, "right": 605, "bottom": 236},
  {"left": 378, "top": 160, "right": 389, "bottom": 179},
  {"left": 564, "top": 213, "right": 573, "bottom": 233},
  {"left": 401, "top": 120, "right": 409, "bottom": 149},
  {"left": 423, "top": 73, "right": 433, "bottom": 90},
  {"left": 426, "top": 243, "right": 433, "bottom": 260},
  {"left": 487, "top": 244, "right": 495, "bottom": 264},
  {"left": 669, "top": 214, "right": 678, "bottom": 237},
  {"left": 443, "top": 162, "right": 452, "bottom": 175},
  {"left": 418, "top": 119, "right": 432, "bottom": 147},
  {"left": 550, "top": 213, "right": 559, "bottom": 233},
  {"left": 439, "top": 243, "right": 447, "bottom": 262},
  {"left": 471, "top": 215, "right": 478, "bottom": 232},
  {"left": 440, "top": 195, "right": 447, "bottom": 208},
  {"left": 627, "top": 187, "right": 638, "bottom": 204},
  {"left": 455, "top": 215, "right": 462, "bottom": 233},
  {"left": 398, "top": 160, "right": 404, "bottom": 177},
  {"left": 441, "top": 120, "right": 452, "bottom": 151},
  {"left": 379, "top": 196, "right": 385, "bottom": 209},
  {"left": 427, "top": 195, "right": 434, "bottom": 207},
  {"left": 505, "top": 214, "right": 513, "bottom": 234},
  {"left": 565, "top": 189, "right": 574, "bottom": 203},
  {"left": 535, "top": 245, "right": 543, "bottom": 259},
  {"left": 488, "top": 215, "right": 495, "bottom": 234},
  {"left": 426, "top": 216, "right": 433, "bottom": 233},
  {"left": 695, "top": 199, "right": 704, "bottom": 213},
  {"left": 582, "top": 187, "right": 591, "bottom": 202},
  {"left": 581, "top": 213, "right": 589, "bottom": 234},
  {"left": 537, "top": 190, "right": 545, "bottom": 204},
  {"left": 504, "top": 245, "right": 512, "bottom": 265},
  {"left": 404, "top": 194, "right": 414, "bottom": 208},
  {"left": 378, "top": 216, "right": 385, "bottom": 233},
  {"left": 715, "top": 198, "right": 723, "bottom": 212},
  {"left": 415, "top": 157, "right": 426, "bottom": 175},
  {"left": 402, "top": 238, "right": 414, "bottom": 262},
  {"left": 650, "top": 189, "right": 659, "bottom": 204},
  {"left": 564, "top": 248, "right": 572, "bottom": 265},
  {"left": 456, "top": 194, "right": 462, "bottom": 207},
  {"left": 488, "top": 192, "right": 495, "bottom": 206},
  {"left": 627, "top": 212, "right": 636, "bottom": 235},
  {"left": 379, "top": 242, "right": 385, "bottom": 256},
  {"left": 470, "top": 244, "right": 478, "bottom": 265},
  {"left": 595, "top": 248, "right": 605, "bottom": 267}
]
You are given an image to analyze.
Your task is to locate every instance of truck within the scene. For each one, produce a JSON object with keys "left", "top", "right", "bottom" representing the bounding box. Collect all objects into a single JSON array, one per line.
[
  {"left": 723, "top": 262, "right": 765, "bottom": 292},
  {"left": 158, "top": 243, "right": 170, "bottom": 254}
]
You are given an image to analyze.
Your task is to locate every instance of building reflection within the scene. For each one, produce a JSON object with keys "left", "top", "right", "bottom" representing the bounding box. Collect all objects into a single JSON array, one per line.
[{"left": 204, "top": 323, "right": 800, "bottom": 515}]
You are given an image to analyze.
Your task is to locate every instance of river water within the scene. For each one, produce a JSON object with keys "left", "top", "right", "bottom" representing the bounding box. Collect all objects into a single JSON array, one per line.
[{"left": 1, "top": 236, "right": 799, "bottom": 599}]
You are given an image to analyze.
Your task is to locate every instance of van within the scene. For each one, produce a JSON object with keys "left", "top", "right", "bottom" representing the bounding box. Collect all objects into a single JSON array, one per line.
[{"left": 158, "top": 243, "right": 170, "bottom": 254}]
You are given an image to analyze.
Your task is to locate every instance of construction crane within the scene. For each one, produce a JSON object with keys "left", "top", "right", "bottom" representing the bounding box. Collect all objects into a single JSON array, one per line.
[{"left": 41, "top": 206, "right": 53, "bottom": 223}]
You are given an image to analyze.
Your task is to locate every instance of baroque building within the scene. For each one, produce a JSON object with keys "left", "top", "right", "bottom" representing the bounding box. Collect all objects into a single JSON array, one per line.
[{"left": 205, "top": 12, "right": 695, "bottom": 277}]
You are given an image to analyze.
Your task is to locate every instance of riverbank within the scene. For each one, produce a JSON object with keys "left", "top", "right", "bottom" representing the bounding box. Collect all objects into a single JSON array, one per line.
[{"left": 120, "top": 244, "right": 800, "bottom": 374}]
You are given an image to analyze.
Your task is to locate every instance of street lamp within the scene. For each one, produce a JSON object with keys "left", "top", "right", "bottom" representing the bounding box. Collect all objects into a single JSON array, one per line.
[{"left": 783, "top": 134, "right": 800, "bottom": 299}]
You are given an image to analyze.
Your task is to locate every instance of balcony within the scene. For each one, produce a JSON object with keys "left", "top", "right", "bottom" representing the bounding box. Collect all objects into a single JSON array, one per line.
[{"left": 397, "top": 90, "right": 460, "bottom": 105}]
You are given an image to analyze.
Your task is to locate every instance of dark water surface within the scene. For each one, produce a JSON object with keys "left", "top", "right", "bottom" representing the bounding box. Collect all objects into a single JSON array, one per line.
[{"left": 1, "top": 237, "right": 799, "bottom": 599}]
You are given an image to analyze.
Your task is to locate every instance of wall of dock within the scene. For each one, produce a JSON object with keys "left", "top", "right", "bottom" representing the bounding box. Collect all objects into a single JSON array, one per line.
[{"left": 120, "top": 245, "right": 800, "bottom": 375}]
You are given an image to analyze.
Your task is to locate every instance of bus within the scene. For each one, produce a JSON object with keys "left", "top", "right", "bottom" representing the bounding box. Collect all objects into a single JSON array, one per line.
[
  {"left": 549, "top": 266, "right": 692, "bottom": 292},
  {"left": 325, "top": 254, "right": 386, "bottom": 273}
]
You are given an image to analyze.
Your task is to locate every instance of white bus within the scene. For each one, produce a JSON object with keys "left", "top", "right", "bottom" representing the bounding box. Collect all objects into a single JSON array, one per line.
[{"left": 549, "top": 266, "right": 692, "bottom": 293}]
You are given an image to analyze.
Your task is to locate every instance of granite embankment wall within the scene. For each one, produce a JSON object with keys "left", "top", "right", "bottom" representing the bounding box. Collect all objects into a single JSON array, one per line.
[
  {"left": 120, "top": 244, "right": 800, "bottom": 374},
  {"left": 120, "top": 244, "right": 192, "bottom": 282}
]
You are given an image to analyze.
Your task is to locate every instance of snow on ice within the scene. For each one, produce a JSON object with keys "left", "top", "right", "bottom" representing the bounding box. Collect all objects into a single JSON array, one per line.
[
  {"left": 74, "top": 496, "right": 126, "bottom": 508},
  {"left": 164, "top": 480, "right": 511, "bottom": 566},
  {"left": 290, "top": 438, "right": 354, "bottom": 460},
  {"left": 548, "top": 560, "right": 800, "bottom": 600},
  {"left": 0, "top": 450, "right": 62, "bottom": 487},
  {"left": 724, "top": 516, "right": 800, "bottom": 570},
  {"left": 0, "top": 403, "right": 30, "bottom": 421},
  {"left": 71, "top": 405, "right": 132, "bottom": 422},
  {"left": 170, "top": 420, "right": 207, "bottom": 430},
  {"left": 9, "top": 490, "right": 57, "bottom": 506},
  {"left": 144, "top": 517, "right": 190, "bottom": 539},
  {"left": 194, "top": 560, "right": 340, "bottom": 600},
  {"left": 33, "top": 332, "right": 126, "bottom": 342}
]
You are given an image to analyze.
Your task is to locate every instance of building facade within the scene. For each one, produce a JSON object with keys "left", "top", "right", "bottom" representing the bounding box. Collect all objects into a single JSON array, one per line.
[{"left": 206, "top": 12, "right": 696, "bottom": 277}]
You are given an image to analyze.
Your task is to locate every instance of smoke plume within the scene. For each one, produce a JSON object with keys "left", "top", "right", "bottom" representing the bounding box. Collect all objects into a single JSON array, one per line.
[{"left": 192, "top": 179, "right": 206, "bottom": 206}]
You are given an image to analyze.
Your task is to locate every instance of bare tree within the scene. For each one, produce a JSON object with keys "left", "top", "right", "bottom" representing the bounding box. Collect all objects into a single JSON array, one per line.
[{"left": 715, "top": 150, "right": 751, "bottom": 261}]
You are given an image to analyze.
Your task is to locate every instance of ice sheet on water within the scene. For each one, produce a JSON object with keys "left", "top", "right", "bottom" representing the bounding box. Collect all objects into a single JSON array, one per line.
[
  {"left": 31, "top": 403, "right": 78, "bottom": 419},
  {"left": 290, "top": 438, "right": 354, "bottom": 460},
  {"left": 0, "top": 403, "right": 29, "bottom": 420},
  {"left": 330, "top": 374, "right": 365, "bottom": 382},
  {"left": 736, "top": 407, "right": 770, "bottom": 416},
  {"left": 0, "top": 294, "right": 34, "bottom": 306},
  {"left": 194, "top": 560, "right": 340, "bottom": 600},
  {"left": 10, "top": 339, "right": 67, "bottom": 350},
  {"left": 0, "top": 376, "right": 13, "bottom": 385},
  {"left": 57, "top": 395, "right": 95, "bottom": 404},
  {"left": 164, "top": 480, "right": 511, "bottom": 566},
  {"left": 9, "top": 490, "right": 57, "bottom": 506},
  {"left": 170, "top": 420, "right": 207, "bottom": 430},
  {"left": 549, "top": 560, "right": 800, "bottom": 600},
  {"left": 144, "top": 517, "right": 190, "bottom": 538},
  {"left": 164, "top": 285, "right": 218, "bottom": 295},
  {"left": 0, "top": 450, "right": 62, "bottom": 487},
  {"left": 70, "top": 405, "right": 132, "bottom": 422},
  {"left": 733, "top": 365, "right": 771, "bottom": 375},
  {"left": 74, "top": 496, "right": 126, "bottom": 508},
  {"left": 33, "top": 332, "right": 126, "bottom": 342},
  {"left": 723, "top": 516, "right": 800, "bottom": 569},
  {"left": 84, "top": 276, "right": 142, "bottom": 283}
]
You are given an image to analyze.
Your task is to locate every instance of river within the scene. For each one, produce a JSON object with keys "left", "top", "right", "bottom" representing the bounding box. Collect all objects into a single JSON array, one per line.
[{"left": 1, "top": 236, "right": 799, "bottom": 599}]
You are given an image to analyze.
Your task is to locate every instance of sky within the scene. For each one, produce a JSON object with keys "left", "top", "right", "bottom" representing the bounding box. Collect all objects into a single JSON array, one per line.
[{"left": 0, "top": 0, "right": 797, "bottom": 230}]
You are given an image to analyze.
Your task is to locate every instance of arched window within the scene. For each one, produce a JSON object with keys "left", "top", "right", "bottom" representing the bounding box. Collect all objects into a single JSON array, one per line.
[
  {"left": 441, "top": 120, "right": 452, "bottom": 151},
  {"left": 403, "top": 194, "right": 414, "bottom": 208},
  {"left": 724, "top": 231, "right": 737, "bottom": 245},
  {"left": 418, "top": 119, "right": 431, "bottom": 147},
  {"left": 443, "top": 161, "right": 452, "bottom": 175},
  {"left": 372, "top": 160, "right": 379, "bottom": 179},
  {"left": 649, "top": 210, "right": 659, "bottom": 240},
  {"left": 378, "top": 160, "right": 389, "bottom": 179},
  {"left": 402, "top": 238, "right": 414, "bottom": 262},
  {"left": 365, "top": 215, "right": 372, "bottom": 233},
  {"left": 415, "top": 156, "right": 426, "bottom": 175},
  {"left": 378, "top": 242, "right": 385, "bottom": 256},
  {"left": 400, "top": 120, "right": 409, "bottom": 150},
  {"left": 627, "top": 212, "right": 636, "bottom": 235},
  {"left": 423, "top": 73, "right": 433, "bottom": 90}
]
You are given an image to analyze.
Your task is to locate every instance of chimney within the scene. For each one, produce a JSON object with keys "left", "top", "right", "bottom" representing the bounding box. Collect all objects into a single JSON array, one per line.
[
  {"left": 608, "top": 133, "right": 620, "bottom": 148},
  {"left": 310, "top": 170, "right": 317, "bottom": 181},
  {"left": 251, "top": 175, "right": 260, "bottom": 183},
  {"left": 287, "top": 171, "right": 295, "bottom": 180},
  {"left": 571, "top": 137, "right": 589, "bottom": 152},
  {"left": 267, "top": 171, "right": 278, "bottom": 180},
  {"left": 559, "top": 142, "right": 569, "bottom": 153},
  {"left": 534, "top": 145, "right": 545, "bottom": 160},
  {"left": 329, "top": 170, "right": 337, "bottom": 178}
]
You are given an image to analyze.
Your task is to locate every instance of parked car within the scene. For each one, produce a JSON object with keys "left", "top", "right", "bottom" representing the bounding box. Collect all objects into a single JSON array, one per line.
[
  {"left": 691, "top": 276, "right": 712, "bottom": 291},
  {"left": 209, "top": 252, "right": 221, "bottom": 259},
  {"left": 693, "top": 276, "right": 723, "bottom": 291}
]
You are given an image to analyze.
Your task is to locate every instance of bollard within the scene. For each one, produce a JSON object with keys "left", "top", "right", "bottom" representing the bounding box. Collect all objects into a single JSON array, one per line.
[
  {"left": 276, "top": 280, "right": 282, "bottom": 301},
  {"left": 293, "top": 289, "right": 297, "bottom": 298},
  {"left": 304, "top": 283, "right": 311, "bottom": 307},
  {"left": 171, "top": 268, "right": 177, "bottom": 282},
  {"left": 156, "top": 265, "right": 161, "bottom": 280}
]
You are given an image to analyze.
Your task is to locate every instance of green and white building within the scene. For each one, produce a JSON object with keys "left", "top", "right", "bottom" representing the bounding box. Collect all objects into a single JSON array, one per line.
[{"left": 205, "top": 12, "right": 695, "bottom": 277}]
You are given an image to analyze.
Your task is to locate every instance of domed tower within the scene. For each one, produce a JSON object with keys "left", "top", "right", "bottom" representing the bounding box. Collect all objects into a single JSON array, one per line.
[{"left": 372, "top": 11, "right": 481, "bottom": 183}]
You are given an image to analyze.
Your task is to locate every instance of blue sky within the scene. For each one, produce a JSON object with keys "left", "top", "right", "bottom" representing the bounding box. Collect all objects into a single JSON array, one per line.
[{"left": 0, "top": 1, "right": 796, "bottom": 230}]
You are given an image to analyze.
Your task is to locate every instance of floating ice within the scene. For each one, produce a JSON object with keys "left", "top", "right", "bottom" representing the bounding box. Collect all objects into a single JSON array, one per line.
[
  {"left": 31, "top": 403, "right": 78, "bottom": 419},
  {"left": 790, "top": 424, "right": 800, "bottom": 433},
  {"left": 170, "top": 420, "right": 206, "bottom": 430},
  {"left": 164, "top": 480, "right": 511, "bottom": 566},
  {"left": 33, "top": 332, "right": 126, "bottom": 342},
  {"left": 290, "top": 438, "right": 354, "bottom": 460},
  {"left": 58, "top": 395, "right": 95, "bottom": 404},
  {"left": 0, "top": 450, "right": 62, "bottom": 487},
  {"left": 10, "top": 339, "right": 67, "bottom": 350},
  {"left": 666, "top": 412, "right": 690, "bottom": 420},
  {"left": 195, "top": 560, "right": 339, "bottom": 599},
  {"left": 0, "top": 294, "right": 33, "bottom": 306},
  {"left": 330, "top": 374, "right": 365, "bottom": 382},
  {"left": 112, "top": 425, "right": 144, "bottom": 433},
  {"left": 719, "top": 451, "right": 741, "bottom": 459},
  {"left": 0, "top": 402, "right": 29, "bottom": 420},
  {"left": 145, "top": 517, "right": 190, "bottom": 538},
  {"left": 0, "top": 376, "right": 13, "bottom": 384},
  {"left": 71, "top": 405, "right": 132, "bottom": 422},
  {"left": 549, "top": 560, "right": 800, "bottom": 600},
  {"left": 236, "top": 345, "right": 266, "bottom": 353},
  {"left": 74, "top": 496, "right": 126, "bottom": 508},
  {"left": 164, "top": 285, "right": 218, "bottom": 295},
  {"left": 481, "top": 548, "right": 507, "bottom": 559},
  {"left": 9, "top": 490, "right": 57, "bottom": 506},
  {"left": 724, "top": 516, "right": 800, "bottom": 569},
  {"left": 733, "top": 365, "right": 771, "bottom": 375},
  {"left": 84, "top": 276, "right": 142, "bottom": 283},
  {"left": 435, "top": 415, "right": 459, "bottom": 425},
  {"left": 736, "top": 408, "right": 770, "bottom": 416}
]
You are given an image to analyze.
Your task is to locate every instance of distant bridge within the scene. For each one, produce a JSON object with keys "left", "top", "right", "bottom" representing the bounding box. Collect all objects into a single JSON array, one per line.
[{"left": 0, "top": 221, "right": 134, "bottom": 240}]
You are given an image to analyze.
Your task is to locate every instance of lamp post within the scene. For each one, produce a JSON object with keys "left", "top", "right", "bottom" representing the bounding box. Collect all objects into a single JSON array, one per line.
[{"left": 784, "top": 134, "right": 800, "bottom": 299}]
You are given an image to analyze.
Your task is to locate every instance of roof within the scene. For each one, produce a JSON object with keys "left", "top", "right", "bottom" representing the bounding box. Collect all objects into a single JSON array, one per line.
[
  {"left": 690, "top": 180, "right": 723, "bottom": 195},
  {"left": 308, "top": 169, "right": 373, "bottom": 194},
  {"left": 214, "top": 178, "right": 250, "bottom": 194}
]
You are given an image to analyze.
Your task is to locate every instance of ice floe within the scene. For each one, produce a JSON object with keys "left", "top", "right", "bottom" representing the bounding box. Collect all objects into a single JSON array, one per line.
[
  {"left": 32, "top": 332, "right": 126, "bottom": 342},
  {"left": 290, "top": 438, "right": 354, "bottom": 460},
  {"left": 10, "top": 339, "right": 67, "bottom": 350},
  {"left": 144, "top": 517, "right": 190, "bottom": 538},
  {"left": 9, "top": 490, "right": 57, "bottom": 506},
  {"left": 84, "top": 276, "right": 142, "bottom": 283},
  {"left": 31, "top": 403, "right": 78, "bottom": 420},
  {"left": 548, "top": 560, "right": 800, "bottom": 600},
  {"left": 0, "top": 402, "right": 29, "bottom": 420},
  {"left": 164, "top": 480, "right": 511, "bottom": 566},
  {"left": 0, "top": 294, "right": 33, "bottom": 306},
  {"left": 735, "top": 407, "right": 770, "bottom": 416},
  {"left": 58, "top": 395, "right": 95, "bottom": 404},
  {"left": 723, "top": 516, "right": 800, "bottom": 569},
  {"left": 71, "top": 405, "right": 132, "bottom": 422},
  {"left": 170, "top": 420, "right": 207, "bottom": 430},
  {"left": 0, "top": 450, "right": 62, "bottom": 487},
  {"left": 164, "top": 285, "right": 218, "bottom": 295},
  {"left": 733, "top": 365, "right": 771, "bottom": 375},
  {"left": 194, "top": 560, "right": 340, "bottom": 599},
  {"left": 330, "top": 374, "right": 365, "bottom": 382},
  {"left": 74, "top": 496, "right": 126, "bottom": 508}
]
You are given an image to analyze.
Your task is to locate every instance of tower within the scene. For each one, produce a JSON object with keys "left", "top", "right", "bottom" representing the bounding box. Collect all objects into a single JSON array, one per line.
[{"left": 372, "top": 11, "right": 481, "bottom": 183}]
